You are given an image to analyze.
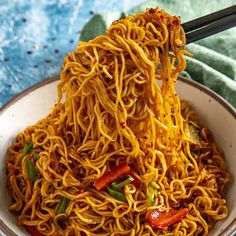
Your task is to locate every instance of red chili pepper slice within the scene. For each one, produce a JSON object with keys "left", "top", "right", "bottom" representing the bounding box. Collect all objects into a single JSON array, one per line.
[
  {"left": 25, "top": 226, "right": 44, "bottom": 236},
  {"left": 94, "top": 163, "right": 131, "bottom": 190},
  {"left": 146, "top": 208, "right": 189, "bottom": 230}
]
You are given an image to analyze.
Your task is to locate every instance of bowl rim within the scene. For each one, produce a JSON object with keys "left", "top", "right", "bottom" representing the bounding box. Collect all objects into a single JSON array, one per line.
[{"left": 0, "top": 76, "right": 235, "bottom": 236}]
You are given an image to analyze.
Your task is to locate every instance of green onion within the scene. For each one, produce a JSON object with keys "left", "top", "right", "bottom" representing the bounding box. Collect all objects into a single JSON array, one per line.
[
  {"left": 146, "top": 181, "right": 159, "bottom": 206},
  {"left": 23, "top": 142, "right": 33, "bottom": 155},
  {"left": 26, "top": 159, "right": 37, "bottom": 182},
  {"left": 189, "top": 124, "right": 201, "bottom": 145},
  {"left": 107, "top": 175, "right": 133, "bottom": 202},
  {"left": 107, "top": 186, "right": 126, "bottom": 202},
  {"left": 57, "top": 197, "right": 69, "bottom": 214},
  {"left": 111, "top": 175, "right": 134, "bottom": 190},
  {"left": 34, "top": 152, "right": 40, "bottom": 161}
]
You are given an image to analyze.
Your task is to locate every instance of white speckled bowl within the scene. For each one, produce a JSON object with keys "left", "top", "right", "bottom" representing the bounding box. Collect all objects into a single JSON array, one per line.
[{"left": 0, "top": 77, "right": 235, "bottom": 236}]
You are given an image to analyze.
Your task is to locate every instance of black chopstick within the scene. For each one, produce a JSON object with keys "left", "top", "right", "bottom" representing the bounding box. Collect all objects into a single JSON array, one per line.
[
  {"left": 182, "top": 5, "right": 236, "bottom": 31},
  {"left": 182, "top": 5, "right": 236, "bottom": 44}
]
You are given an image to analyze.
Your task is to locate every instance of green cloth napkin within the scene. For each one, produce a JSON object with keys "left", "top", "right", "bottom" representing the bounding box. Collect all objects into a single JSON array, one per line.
[{"left": 79, "top": 0, "right": 236, "bottom": 108}]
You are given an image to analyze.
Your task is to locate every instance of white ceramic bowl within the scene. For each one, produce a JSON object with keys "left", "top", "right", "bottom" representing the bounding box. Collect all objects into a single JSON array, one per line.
[{"left": 0, "top": 77, "right": 235, "bottom": 236}]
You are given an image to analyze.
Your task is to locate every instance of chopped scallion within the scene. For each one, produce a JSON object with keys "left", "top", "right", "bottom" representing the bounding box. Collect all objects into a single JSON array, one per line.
[
  {"left": 57, "top": 197, "right": 69, "bottom": 214},
  {"left": 111, "top": 175, "right": 134, "bottom": 190},
  {"left": 26, "top": 159, "right": 37, "bottom": 183},
  {"left": 23, "top": 142, "right": 33, "bottom": 155},
  {"left": 34, "top": 152, "right": 40, "bottom": 161},
  {"left": 146, "top": 181, "right": 159, "bottom": 206},
  {"left": 189, "top": 124, "right": 201, "bottom": 145},
  {"left": 107, "top": 186, "right": 126, "bottom": 202}
]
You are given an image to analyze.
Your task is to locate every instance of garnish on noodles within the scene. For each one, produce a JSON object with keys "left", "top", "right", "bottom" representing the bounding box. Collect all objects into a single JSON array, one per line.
[{"left": 6, "top": 7, "right": 229, "bottom": 236}]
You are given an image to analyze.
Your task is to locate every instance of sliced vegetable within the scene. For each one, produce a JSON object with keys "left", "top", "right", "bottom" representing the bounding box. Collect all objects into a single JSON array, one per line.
[
  {"left": 146, "top": 181, "right": 159, "bottom": 206},
  {"left": 57, "top": 197, "right": 69, "bottom": 214},
  {"left": 94, "top": 163, "right": 131, "bottom": 190},
  {"left": 23, "top": 142, "right": 33, "bottom": 155},
  {"left": 25, "top": 226, "right": 44, "bottom": 236},
  {"left": 129, "top": 170, "right": 143, "bottom": 188},
  {"left": 34, "top": 152, "right": 40, "bottom": 161},
  {"left": 188, "top": 124, "right": 201, "bottom": 145},
  {"left": 107, "top": 186, "right": 126, "bottom": 202},
  {"left": 146, "top": 208, "right": 189, "bottom": 230},
  {"left": 111, "top": 175, "right": 134, "bottom": 190},
  {"left": 27, "top": 160, "right": 37, "bottom": 183}
]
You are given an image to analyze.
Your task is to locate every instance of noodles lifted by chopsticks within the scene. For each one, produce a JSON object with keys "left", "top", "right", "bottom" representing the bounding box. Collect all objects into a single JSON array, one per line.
[{"left": 6, "top": 7, "right": 229, "bottom": 236}]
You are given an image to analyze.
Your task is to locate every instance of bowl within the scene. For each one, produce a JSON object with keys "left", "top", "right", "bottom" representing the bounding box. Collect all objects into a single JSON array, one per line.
[{"left": 0, "top": 76, "right": 235, "bottom": 236}]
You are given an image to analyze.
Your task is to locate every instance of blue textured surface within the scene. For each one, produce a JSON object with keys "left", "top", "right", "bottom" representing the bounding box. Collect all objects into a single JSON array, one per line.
[{"left": 0, "top": 0, "right": 143, "bottom": 107}]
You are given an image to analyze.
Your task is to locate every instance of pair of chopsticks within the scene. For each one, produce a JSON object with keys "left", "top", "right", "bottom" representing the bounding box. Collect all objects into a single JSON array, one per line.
[{"left": 182, "top": 5, "right": 236, "bottom": 44}]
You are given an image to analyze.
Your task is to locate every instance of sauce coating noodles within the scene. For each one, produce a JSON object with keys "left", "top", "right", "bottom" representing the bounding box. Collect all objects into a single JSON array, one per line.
[{"left": 6, "top": 8, "right": 229, "bottom": 236}]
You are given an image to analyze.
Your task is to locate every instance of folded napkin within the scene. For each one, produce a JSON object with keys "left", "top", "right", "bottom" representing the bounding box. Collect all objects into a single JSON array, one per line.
[{"left": 79, "top": 0, "right": 236, "bottom": 108}]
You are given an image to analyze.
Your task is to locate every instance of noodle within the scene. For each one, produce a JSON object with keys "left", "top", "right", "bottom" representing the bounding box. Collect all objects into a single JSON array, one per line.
[{"left": 6, "top": 7, "right": 229, "bottom": 236}]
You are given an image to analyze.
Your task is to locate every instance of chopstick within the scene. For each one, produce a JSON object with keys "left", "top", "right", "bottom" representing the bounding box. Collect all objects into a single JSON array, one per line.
[
  {"left": 182, "top": 5, "right": 236, "bottom": 31},
  {"left": 182, "top": 5, "right": 236, "bottom": 44}
]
